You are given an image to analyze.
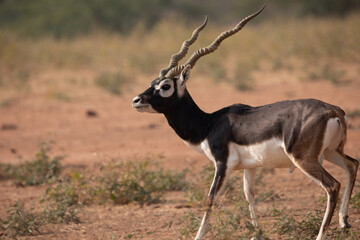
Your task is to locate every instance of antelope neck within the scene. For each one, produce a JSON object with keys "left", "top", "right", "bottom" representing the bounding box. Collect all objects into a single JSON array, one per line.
[{"left": 163, "top": 91, "right": 210, "bottom": 144}]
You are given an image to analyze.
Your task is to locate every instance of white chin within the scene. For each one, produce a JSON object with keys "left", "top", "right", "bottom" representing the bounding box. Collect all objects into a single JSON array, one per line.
[{"left": 134, "top": 105, "right": 158, "bottom": 113}]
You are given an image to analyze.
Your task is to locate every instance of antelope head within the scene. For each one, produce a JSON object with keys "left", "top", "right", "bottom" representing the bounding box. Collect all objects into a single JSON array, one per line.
[{"left": 132, "top": 5, "right": 265, "bottom": 114}]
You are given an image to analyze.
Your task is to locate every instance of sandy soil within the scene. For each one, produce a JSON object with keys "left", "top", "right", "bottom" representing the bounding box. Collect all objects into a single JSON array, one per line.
[{"left": 0, "top": 67, "right": 359, "bottom": 239}]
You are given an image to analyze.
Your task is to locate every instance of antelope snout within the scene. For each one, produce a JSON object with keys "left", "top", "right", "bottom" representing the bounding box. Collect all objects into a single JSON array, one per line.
[
  {"left": 132, "top": 96, "right": 141, "bottom": 105},
  {"left": 132, "top": 95, "right": 156, "bottom": 113},
  {"left": 132, "top": 96, "right": 144, "bottom": 110}
]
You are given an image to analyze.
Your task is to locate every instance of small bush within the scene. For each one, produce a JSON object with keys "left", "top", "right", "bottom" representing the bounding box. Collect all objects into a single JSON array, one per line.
[
  {"left": 0, "top": 142, "right": 63, "bottom": 186},
  {"left": 179, "top": 210, "right": 201, "bottom": 238},
  {"left": 208, "top": 208, "right": 268, "bottom": 240},
  {"left": 44, "top": 171, "right": 89, "bottom": 206},
  {"left": 271, "top": 207, "right": 360, "bottom": 239},
  {"left": 0, "top": 200, "right": 81, "bottom": 238},
  {"left": 41, "top": 202, "right": 80, "bottom": 224},
  {"left": 33, "top": 159, "right": 188, "bottom": 227},
  {"left": 0, "top": 202, "right": 42, "bottom": 238},
  {"left": 271, "top": 208, "right": 323, "bottom": 239},
  {"left": 42, "top": 159, "right": 188, "bottom": 207},
  {"left": 92, "top": 160, "right": 188, "bottom": 205},
  {"left": 41, "top": 173, "right": 86, "bottom": 223},
  {"left": 271, "top": 208, "right": 298, "bottom": 237}
]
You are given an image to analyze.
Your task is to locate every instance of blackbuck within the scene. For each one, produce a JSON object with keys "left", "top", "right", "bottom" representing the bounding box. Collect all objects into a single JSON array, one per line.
[{"left": 132, "top": 5, "right": 358, "bottom": 240}]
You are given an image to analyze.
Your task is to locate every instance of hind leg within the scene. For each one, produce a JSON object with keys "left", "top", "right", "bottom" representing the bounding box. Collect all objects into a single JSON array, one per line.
[
  {"left": 324, "top": 149, "right": 359, "bottom": 230},
  {"left": 290, "top": 157, "right": 340, "bottom": 240}
]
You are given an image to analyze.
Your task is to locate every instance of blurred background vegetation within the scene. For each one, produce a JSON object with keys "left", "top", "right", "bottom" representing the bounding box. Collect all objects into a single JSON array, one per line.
[
  {"left": 0, "top": 0, "right": 359, "bottom": 38},
  {"left": 0, "top": 0, "right": 359, "bottom": 93}
]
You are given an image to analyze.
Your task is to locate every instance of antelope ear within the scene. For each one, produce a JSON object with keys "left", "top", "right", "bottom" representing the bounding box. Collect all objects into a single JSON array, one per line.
[
  {"left": 179, "top": 65, "right": 191, "bottom": 86},
  {"left": 177, "top": 65, "right": 191, "bottom": 97}
]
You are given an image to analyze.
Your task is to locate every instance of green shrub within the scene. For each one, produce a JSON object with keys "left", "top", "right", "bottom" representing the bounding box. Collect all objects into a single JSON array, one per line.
[
  {"left": 272, "top": 208, "right": 323, "bottom": 239},
  {"left": 92, "top": 160, "right": 188, "bottom": 205},
  {"left": 41, "top": 202, "right": 80, "bottom": 224},
  {"left": 0, "top": 202, "right": 42, "bottom": 238},
  {"left": 179, "top": 210, "right": 201, "bottom": 238},
  {"left": 271, "top": 207, "right": 359, "bottom": 239},
  {"left": 42, "top": 159, "right": 188, "bottom": 207},
  {"left": 0, "top": 1, "right": 359, "bottom": 38},
  {"left": 0, "top": 142, "right": 63, "bottom": 186},
  {"left": 40, "top": 172, "right": 86, "bottom": 223},
  {"left": 0, "top": 0, "right": 170, "bottom": 38},
  {"left": 208, "top": 207, "right": 268, "bottom": 240}
]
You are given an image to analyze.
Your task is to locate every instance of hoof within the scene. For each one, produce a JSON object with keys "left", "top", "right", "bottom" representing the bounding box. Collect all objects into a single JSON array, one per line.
[
  {"left": 341, "top": 215, "right": 351, "bottom": 232},
  {"left": 341, "top": 224, "right": 351, "bottom": 234}
]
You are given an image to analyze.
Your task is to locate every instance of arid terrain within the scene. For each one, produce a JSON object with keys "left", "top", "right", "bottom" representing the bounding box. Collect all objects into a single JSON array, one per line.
[
  {"left": 0, "top": 65, "right": 359, "bottom": 239},
  {"left": 0, "top": 11, "right": 360, "bottom": 239}
]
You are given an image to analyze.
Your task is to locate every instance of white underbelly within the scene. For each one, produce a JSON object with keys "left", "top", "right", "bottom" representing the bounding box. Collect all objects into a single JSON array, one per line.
[
  {"left": 228, "top": 138, "right": 293, "bottom": 169},
  {"left": 185, "top": 138, "right": 293, "bottom": 170}
]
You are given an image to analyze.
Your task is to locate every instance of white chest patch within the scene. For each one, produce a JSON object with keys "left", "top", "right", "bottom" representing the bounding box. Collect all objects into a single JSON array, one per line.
[
  {"left": 184, "top": 140, "right": 215, "bottom": 162},
  {"left": 184, "top": 138, "right": 293, "bottom": 169}
]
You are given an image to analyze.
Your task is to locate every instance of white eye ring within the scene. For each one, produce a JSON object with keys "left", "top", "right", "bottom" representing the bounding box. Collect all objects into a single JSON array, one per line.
[{"left": 156, "top": 79, "right": 174, "bottom": 98}]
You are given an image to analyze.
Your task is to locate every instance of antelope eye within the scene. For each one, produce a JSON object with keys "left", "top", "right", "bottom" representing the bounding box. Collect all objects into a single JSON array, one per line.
[{"left": 161, "top": 84, "right": 171, "bottom": 90}]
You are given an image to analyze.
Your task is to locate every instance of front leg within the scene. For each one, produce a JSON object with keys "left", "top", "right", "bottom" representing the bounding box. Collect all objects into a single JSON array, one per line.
[
  {"left": 243, "top": 168, "right": 258, "bottom": 227},
  {"left": 195, "top": 161, "right": 229, "bottom": 240}
]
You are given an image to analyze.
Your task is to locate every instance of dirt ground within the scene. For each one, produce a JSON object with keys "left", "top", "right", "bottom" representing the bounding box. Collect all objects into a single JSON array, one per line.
[{"left": 0, "top": 67, "right": 360, "bottom": 239}]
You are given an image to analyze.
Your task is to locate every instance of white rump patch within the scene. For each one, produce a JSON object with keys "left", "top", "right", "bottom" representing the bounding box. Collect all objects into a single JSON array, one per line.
[{"left": 321, "top": 117, "right": 343, "bottom": 154}]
